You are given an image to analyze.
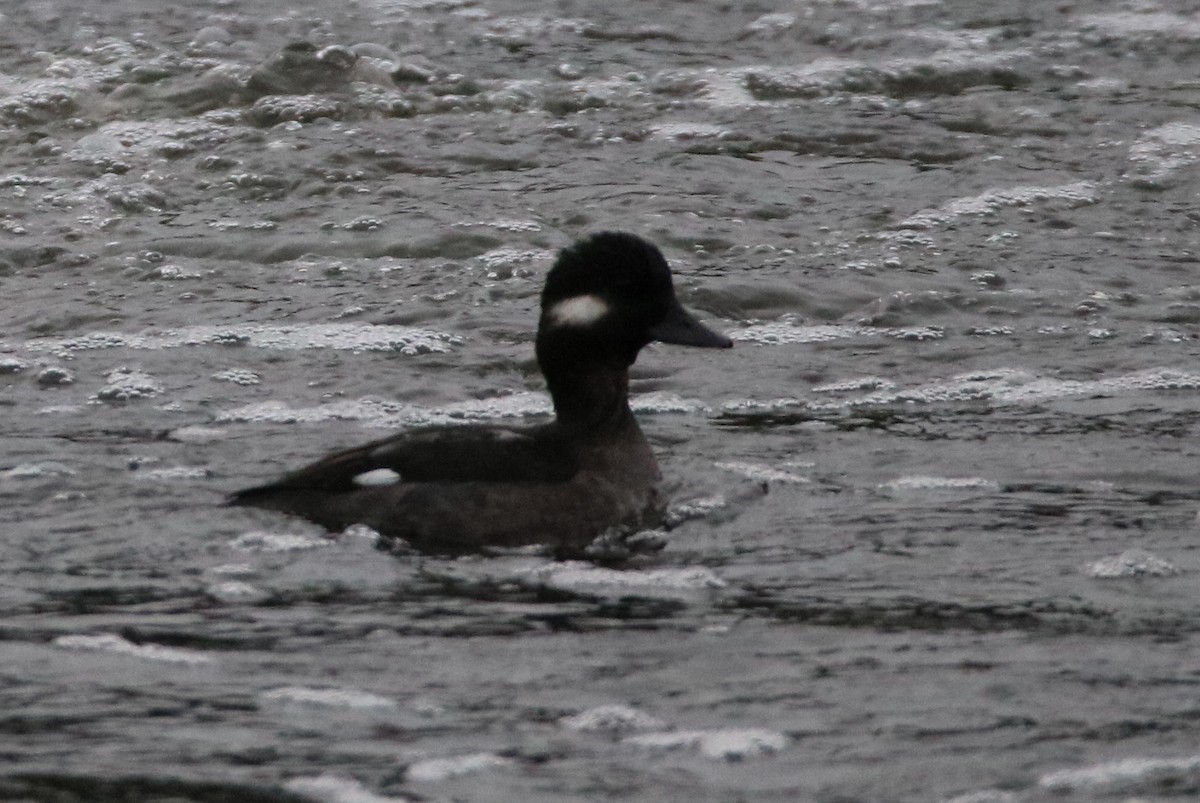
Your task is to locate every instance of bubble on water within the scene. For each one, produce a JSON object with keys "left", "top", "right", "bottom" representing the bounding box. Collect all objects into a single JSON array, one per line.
[
  {"left": 1, "top": 462, "right": 75, "bottom": 480},
  {"left": 723, "top": 366, "right": 1200, "bottom": 419},
  {"left": 732, "top": 320, "right": 943, "bottom": 346},
  {"left": 206, "top": 580, "right": 269, "bottom": 604},
  {"left": 457, "top": 218, "right": 542, "bottom": 233},
  {"left": 887, "top": 326, "right": 944, "bottom": 341},
  {"left": 406, "top": 752, "right": 511, "bottom": 782},
  {"left": 1125, "top": 122, "right": 1200, "bottom": 189},
  {"left": 940, "top": 791, "right": 1017, "bottom": 803},
  {"left": 560, "top": 704, "right": 666, "bottom": 734},
  {"left": 625, "top": 727, "right": 787, "bottom": 761},
  {"left": 882, "top": 475, "right": 999, "bottom": 492},
  {"left": 524, "top": 562, "right": 726, "bottom": 597},
  {"left": 132, "top": 466, "right": 211, "bottom": 482},
  {"left": 743, "top": 12, "right": 797, "bottom": 36},
  {"left": 261, "top": 686, "right": 398, "bottom": 711},
  {"left": 865, "top": 367, "right": 1200, "bottom": 406},
  {"left": 0, "top": 71, "right": 109, "bottom": 125},
  {"left": 249, "top": 95, "right": 347, "bottom": 126},
  {"left": 481, "top": 15, "right": 588, "bottom": 47},
  {"left": 208, "top": 563, "right": 258, "bottom": 578},
  {"left": 631, "top": 391, "right": 710, "bottom": 414},
  {"left": 1085, "top": 548, "right": 1179, "bottom": 579},
  {"left": 476, "top": 246, "right": 553, "bottom": 269},
  {"left": 212, "top": 368, "right": 260, "bottom": 386},
  {"left": 0, "top": 356, "right": 27, "bottom": 373},
  {"left": 740, "top": 47, "right": 1027, "bottom": 102},
  {"left": 731, "top": 322, "right": 865, "bottom": 345},
  {"left": 813, "top": 377, "right": 897, "bottom": 394},
  {"left": 896, "top": 181, "right": 1097, "bottom": 230},
  {"left": 71, "top": 119, "right": 231, "bottom": 161},
  {"left": 1081, "top": 13, "right": 1200, "bottom": 41},
  {"left": 170, "top": 425, "right": 226, "bottom": 443},
  {"left": 664, "top": 495, "right": 727, "bottom": 527},
  {"left": 24, "top": 322, "right": 461, "bottom": 357},
  {"left": 220, "top": 392, "right": 561, "bottom": 428},
  {"left": 94, "top": 367, "right": 162, "bottom": 402},
  {"left": 229, "top": 531, "right": 331, "bottom": 552},
  {"left": 285, "top": 775, "right": 411, "bottom": 803},
  {"left": 35, "top": 365, "right": 74, "bottom": 386},
  {"left": 651, "top": 122, "right": 731, "bottom": 140},
  {"left": 53, "top": 633, "right": 212, "bottom": 665},
  {"left": 1038, "top": 754, "right": 1200, "bottom": 794},
  {"left": 716, "top": 461, "right": 810, "bottom": 485},
  {"left": 207, "top": 217, "right": 277, "bottom": 232}
]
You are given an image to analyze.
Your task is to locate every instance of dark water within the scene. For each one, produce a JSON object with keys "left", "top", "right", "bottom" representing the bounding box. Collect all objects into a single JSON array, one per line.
[{"left": 3, "top": 0, "right": 1200, "bottom": 800}]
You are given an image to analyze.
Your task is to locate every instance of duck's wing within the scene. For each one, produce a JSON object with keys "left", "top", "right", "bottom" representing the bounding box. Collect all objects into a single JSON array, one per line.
[{"left": 229, "top": 424, "right": 578, "bottom": 504}]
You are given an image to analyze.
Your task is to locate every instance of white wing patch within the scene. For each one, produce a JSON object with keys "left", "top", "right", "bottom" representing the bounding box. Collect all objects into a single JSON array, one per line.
[
  {"left": 549, "top": 294, "right": 609, "bottom": 327},
  {"left": 352, "top": 468, "right": 402, "bottom": 487}
]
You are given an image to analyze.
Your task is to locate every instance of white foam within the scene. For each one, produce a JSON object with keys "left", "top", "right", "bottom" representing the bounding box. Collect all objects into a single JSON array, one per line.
[
  {"left": 170, "top": 425, "right": 226, "bottom": 443},
  {"left": 812, "top": 376, "right": 896, "bottom": 394},
  {"left": 1, "top": 462, "right": 75, "bottom": 480},
  {"left": 1126, "top": 121, "right": 1200, "bottom": 189},
  {"left": 896, "top": 181, "right": 1097, "bottom": 230},
  {"left": 1086, "top": 548, "right": 1179, "bottom": 579},
  {"left": 1081, "top": 12, "right": 1200, "bottom": 40},
  {"left": 70, "top": 119, "right": 231, "bottom": 159},
  {"left": 882, "top": 476, "right": 999, "bottom": 492},
  {"left": 940, "top": 792, "right": 1017, "bottom": 803},
  {"left": 133, "top": 466, "right": 210, "bottom": 482},
  {"left": 716, "top": 461, "right": 810, "bottom": 485},
  {"left": 524, "top": 561, "right": 726, "bottom": 596},
  {"left": 651, "top": 122, "right": 731, "bottom": 140},
  {"left": 212, "top": 368, "right": 261, "bottom": 386},
  {"left": 228, "top": 531, "right": 332, "bottom": 552},
  {"left": 218, "top": 389, "right": 711, "bottom": 428},
  {"left": 731, "top": 322, "right": 864, "bottom": 345},
  {"left": 475, "top": 246, "right": 552, "bottom": 269},
  {"left": 23, "top": 322, "right": 461, "bottom": 358},
  {"left": 731, "top": 321, "right": 943, "bottom": 346},
  {"left": 285, "top": 774, "right": 409, "bottom": 803},
  {"left": 406, "top": 753, "right": 510, "bottom": 782},
  {"left": 0, "top": 355, "right": 27, "bottom": 373},
  {"left": 53, "top": 633, "right": 213, "bottom": 665},
  {"left": 560, "top": 704, "right": 666, "bottom": 734},
  {"left": 625, "top": 727, "right": 787, "bottom": 760},
  {"left": 664, "top": 495, "right": 727, "bottom": 527},
  {"left": 1039, "top": 755, "right": 1200, "bottom": 793},
  {"left": 206, "top": 580, "right": 269, "bottom": 604},
  {"left": 630, "top": 391, "right": 711, "bottom": 414},
  {"left": 261, "top": 686, "right": 398, "bottom": 711}
]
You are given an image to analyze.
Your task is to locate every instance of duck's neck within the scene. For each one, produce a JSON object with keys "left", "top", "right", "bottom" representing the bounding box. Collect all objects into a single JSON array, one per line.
[{"left": 545, "top": 365, "right": 635, "bottom": 431}]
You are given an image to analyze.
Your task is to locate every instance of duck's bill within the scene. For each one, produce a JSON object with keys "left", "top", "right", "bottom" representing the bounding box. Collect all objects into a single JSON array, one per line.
[{"left": 649, "top": 301, "right": 733, "bottom": 349}]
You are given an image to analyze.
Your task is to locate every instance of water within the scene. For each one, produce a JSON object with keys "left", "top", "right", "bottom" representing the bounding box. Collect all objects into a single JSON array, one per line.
[{"left": 3, "top": 0, "right": 1200, "bottom": 800}]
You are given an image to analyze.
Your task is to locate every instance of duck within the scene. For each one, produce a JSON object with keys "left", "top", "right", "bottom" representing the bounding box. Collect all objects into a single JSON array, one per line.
[{"left": 228, "top": 232, "right": 732, "bottom": 557}]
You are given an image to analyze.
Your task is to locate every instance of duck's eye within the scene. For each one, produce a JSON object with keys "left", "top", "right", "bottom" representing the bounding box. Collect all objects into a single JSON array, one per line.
[{"left": 548, "top": 294, "right": 610, "bottom": 327}]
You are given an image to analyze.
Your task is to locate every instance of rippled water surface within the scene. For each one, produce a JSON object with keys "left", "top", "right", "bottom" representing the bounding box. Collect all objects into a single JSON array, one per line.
[{"left": 3, "top": 0, "right": 1200, "bottom": 800}]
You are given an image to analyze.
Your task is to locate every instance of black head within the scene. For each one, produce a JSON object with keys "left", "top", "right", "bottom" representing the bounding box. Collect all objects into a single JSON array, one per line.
[{"left": 537, "top": 232, "right": 731, "bottom": 375}]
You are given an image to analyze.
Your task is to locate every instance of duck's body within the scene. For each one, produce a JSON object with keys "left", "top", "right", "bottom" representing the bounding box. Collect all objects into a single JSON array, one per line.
[{"left": 229, "top": 232, "right": 731, "bottom": 556}]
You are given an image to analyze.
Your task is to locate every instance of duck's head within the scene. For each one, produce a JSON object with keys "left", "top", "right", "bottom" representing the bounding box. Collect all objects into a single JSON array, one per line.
[{"left": 536, "top": 232, "right": 731, "bottom": 377}]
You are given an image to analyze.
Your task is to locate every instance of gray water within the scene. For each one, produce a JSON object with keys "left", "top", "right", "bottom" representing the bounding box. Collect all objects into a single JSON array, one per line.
[{"left": 3, "top": 0, "right": 1200, "bottom": 801}]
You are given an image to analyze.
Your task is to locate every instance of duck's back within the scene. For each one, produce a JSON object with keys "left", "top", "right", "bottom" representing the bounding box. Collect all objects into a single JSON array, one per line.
[{"left": 229, "top": 419, "right": 663, "bottom": 555}]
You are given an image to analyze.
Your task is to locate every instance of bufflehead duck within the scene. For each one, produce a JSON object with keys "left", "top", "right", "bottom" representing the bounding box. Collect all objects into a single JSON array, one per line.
[{"left": 229, "top": 232, "right": 731, "bottom": 556}]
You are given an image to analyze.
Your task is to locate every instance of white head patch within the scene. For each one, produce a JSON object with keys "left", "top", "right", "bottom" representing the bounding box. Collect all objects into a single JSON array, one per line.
[{"left": 548, "top": 294, "right": 610, "bottom": 328}]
